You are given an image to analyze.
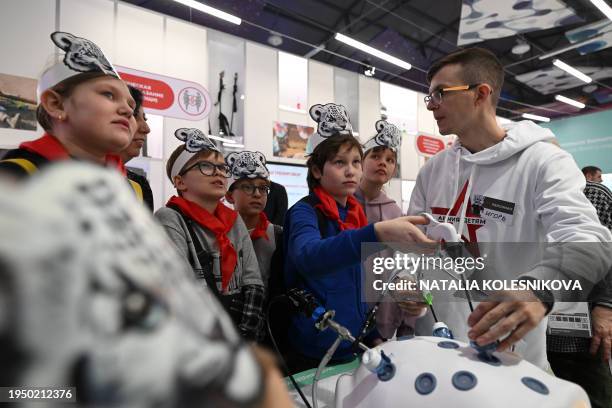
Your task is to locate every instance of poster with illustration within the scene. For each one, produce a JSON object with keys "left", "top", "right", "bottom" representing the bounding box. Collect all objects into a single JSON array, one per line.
[
  {"left": 0, "top": 73, "right": 37, "bottom": 131},
  {"left": 272, "top": 121, "right": 314, "bottom": 161}
]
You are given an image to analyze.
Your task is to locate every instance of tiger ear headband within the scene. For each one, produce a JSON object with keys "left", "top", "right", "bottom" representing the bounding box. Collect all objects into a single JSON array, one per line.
[
  {"left": 169, "top": 128, "right": 221, "bottom": 181},
  {"left": 225, "top": 151, "right": 270, "bottom": 187},
  {"left": 37, "top": 31, "right": 120, "bottom": 99},
  {"left": 362, "top": 120, "right": 402, "bottom": 154},
  {"left": 306, "top": 102, "right": 354, "bottom": 154}
]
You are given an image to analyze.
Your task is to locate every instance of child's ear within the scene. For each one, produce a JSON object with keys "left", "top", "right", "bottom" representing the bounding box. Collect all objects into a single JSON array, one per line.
[
  {"left": 40, "top": 89, "right": 66, "bottom": 123},
  {"left": 311, "top": 165, "right": 322, "bottom": 180},
  {"left": 225, "top": 190, "right": 235, "bottom": 204},
  {"left": 173, "top": 175, "right": 187, "bottom": 192}
]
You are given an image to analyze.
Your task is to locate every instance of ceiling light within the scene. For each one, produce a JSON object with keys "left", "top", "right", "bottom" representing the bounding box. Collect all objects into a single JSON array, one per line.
[
  {"left": 522, "top": 113, "right": 550, "bottom": 122},
  {"left": 555, "top": 95, "right": 585, "bottom": 109},
  {"left": 267, "top": 32, "right": 283, "bottom": 47},
  {"left": 304, "top": 44, "right": 326, "bottom": 59},
  {"left": 208, "top": 134, "right": 235, "bottom": 143},
  {"left": 552, "top": 59, "right": 592, "bottom": 83},
  {"left": 364, "top": 66, "right": 376, "bottom": 77},
  {"left": 590, "top": 0, "right": 612, "bottom": 20},
  {"left": 335, "top": 33, "right": 412, "bottom": 71},
  {"left": 538, "top": 33, "right": 604, "bottom": 60},
  {"left": 172, "top": 0, "right": 241, "bottom": 25}
]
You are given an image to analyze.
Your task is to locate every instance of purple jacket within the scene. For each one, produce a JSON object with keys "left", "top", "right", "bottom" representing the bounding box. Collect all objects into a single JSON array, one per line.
[{"left": 355, "top": 187, "right": 418, "bottom": 339}]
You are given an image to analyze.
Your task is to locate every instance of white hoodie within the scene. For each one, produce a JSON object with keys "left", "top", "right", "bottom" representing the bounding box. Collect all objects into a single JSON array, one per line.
[{"left": 408, "top": 120, "right": 612, "bottom": 369}]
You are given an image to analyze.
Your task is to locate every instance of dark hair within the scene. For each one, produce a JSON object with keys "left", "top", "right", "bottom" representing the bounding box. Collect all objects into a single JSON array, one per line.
[
  {"left": 165, "top": 145, "right": 223, "bottom": 181},
  {"left": 36, "top": 72, "right": 107, "bottom": 131},
  {"left": 582, "top": 166, "right": 601, "bottom": 176},
  {"left": 128, "top": 85, "right": 144, "bottom": 117},
  {"left": 427, "top": 47, "right": 504, "bottom": 107},
  {"left": 306, "top": 134, "right": 363, "bottom": 190}
]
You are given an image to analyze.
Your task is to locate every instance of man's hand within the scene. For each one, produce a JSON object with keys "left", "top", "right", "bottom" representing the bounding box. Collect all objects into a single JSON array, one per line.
[
  {"left": 467, "top": 291, "right": 547, "bottom": 351},
  {"left": 590, "top": 305, "right": 612, "bottom": 362},
  {"left": 374, "top": 216, "right": 433, "bottom": 243}
]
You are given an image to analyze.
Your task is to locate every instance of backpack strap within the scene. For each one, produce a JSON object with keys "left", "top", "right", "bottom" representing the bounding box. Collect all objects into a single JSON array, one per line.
[
  {"left": 297, "top": 195, "right": 329, "bottom": 238},
  {"left": 273, "top": 224, "right": 283, "bottom": 249},
  {"left": 0, "top": 158, "right": 38, "bottom": 175},
  {"left": 127, "top": 179, "right": 144, "bottom": 203},
  {"left": 166, "top": 203, "right": 222, "bottom": 299}
]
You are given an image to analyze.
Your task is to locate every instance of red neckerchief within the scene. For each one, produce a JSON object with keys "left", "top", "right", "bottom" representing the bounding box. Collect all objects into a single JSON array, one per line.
[
  {"left": 167, "top": 196, "right": 238, "bottom": 292},
  {"left": 313, "top": 186, "right": 368, "bottom": 231},
  {"left": 20, "top": 133, "right": 126, "bottom": 174},
  {"left": 250, "top": 212, "right": 270, "bottom": 241}
]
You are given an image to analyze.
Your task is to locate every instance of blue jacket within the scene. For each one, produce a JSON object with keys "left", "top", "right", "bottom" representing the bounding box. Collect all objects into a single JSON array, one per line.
[{"left": 283, "top": 194, "right": 378, "bottom": 360}]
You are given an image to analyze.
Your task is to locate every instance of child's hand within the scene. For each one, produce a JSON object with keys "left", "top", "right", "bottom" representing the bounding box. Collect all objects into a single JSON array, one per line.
[
  {"left": 397, "top": 300, "right": 428, "bottom": 316},
  {"left": 374, "top": 216, "right": 433, "bottom": 243}
]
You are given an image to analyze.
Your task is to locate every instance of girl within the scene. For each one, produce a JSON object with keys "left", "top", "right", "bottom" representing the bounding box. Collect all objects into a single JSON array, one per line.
[
  {"left": 355, "top": 120, "right": 426, "bottom": 340},
  {"left": 0, "top": 31, "right": 136, "bottom": 178},
  {"left": 155, "top": 128, "right": 265, "bottom": 341}
]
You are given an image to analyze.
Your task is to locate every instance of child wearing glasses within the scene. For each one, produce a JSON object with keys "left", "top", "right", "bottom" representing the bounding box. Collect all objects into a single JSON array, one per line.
[
  {"left": 155, "top": 128, "right": 265, "bottom": 341},
  {"left": 225, "top": 151, "right": 289, "bottom": 349},
  {"left": 225, "top": 151, "right": 282, "bottom": 291}
]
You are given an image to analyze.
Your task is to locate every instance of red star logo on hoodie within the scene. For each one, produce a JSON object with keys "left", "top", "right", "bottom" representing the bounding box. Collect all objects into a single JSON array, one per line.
[{"left": 430, "top": 180, "right": 486, "bottom": 243}]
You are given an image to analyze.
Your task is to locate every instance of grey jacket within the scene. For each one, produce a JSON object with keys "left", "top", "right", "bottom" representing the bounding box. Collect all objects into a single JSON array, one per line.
[
  {"left": 155, "top": 207, "right": 264, "bottom": 293},
  {"left": 155, "top": 206, "right": 265, "bottom": 339},
  {"left": 250, "top": 223, "right": 280, "bottom": 289}
]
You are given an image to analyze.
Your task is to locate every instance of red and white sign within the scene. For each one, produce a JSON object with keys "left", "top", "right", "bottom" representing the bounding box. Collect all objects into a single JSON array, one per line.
[
  {"left": 415, "top": 133, "right": 446, "bottom": 157},
  {"left": 116, "top": 66, "right": 211, "bottom": 121}
]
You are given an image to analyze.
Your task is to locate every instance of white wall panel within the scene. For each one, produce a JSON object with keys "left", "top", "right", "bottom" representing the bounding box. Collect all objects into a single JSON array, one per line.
[
  {"left": 59, "top": 0, "right": 115, "bottom": 60},
  {"left": 307, "top": 60, "right": 334, "bottom": 129},
  {"left": 244, "top": 42, "right": 277, "bottom": 159},
  {"left": 0, "top": 0, "right": 55, "bottom": 147},
  {"left": 358, "top": 75, "right": 379, "bottom": 144},
  {"left": 115, "top": 3, "right": 163, "bottom": 72},
  {"left": 165, "top": 18, "right": 208, "bottom": 84},
  {"left": 0, "top": 0, "right": 55, "bottom": 78}
]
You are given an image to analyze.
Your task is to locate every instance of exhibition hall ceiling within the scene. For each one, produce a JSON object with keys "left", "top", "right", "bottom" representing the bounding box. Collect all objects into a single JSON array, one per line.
[{"left": 125, "top": 0, "right": 612, "bottom": 120}]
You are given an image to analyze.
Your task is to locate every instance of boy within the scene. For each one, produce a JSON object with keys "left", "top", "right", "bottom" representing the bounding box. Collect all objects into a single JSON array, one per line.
[
  {"left": 225, "top": 151, "right": 282, "bottom": 290},
  {"left": 284, "top": 103, "right": 431, "bottom": 372},
  {"left": 155, "top": 128, "right": 265, "bottom": 341}
]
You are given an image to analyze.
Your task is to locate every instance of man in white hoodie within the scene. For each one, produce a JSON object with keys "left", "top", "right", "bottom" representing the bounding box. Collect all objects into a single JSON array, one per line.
[{"left": 409, "top": 47, "right": 612, "bottom": 371}]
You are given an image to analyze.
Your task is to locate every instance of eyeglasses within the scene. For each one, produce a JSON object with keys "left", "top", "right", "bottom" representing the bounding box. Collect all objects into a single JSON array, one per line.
[
  {"left": 424, "top": 84, "right": 480, "bottom": 105},
  {"left": 181, "top": 161, "right": 231, "bottom": 178},
  {"left": 235, "top": 184, "right": 271, "bottom": 196}
]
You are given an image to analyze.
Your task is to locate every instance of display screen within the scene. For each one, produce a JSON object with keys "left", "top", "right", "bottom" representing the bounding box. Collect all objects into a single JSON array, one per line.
[{"left": 267, "top": 162, "right": 309, "bottom": 208}]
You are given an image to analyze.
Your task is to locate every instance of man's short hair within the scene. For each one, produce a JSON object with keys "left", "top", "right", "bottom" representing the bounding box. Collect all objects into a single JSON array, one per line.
[
  {"left": 582, "top": 166, "right": 602, "bottom": 177},
  {"left": 427, "top": 47, "right": 504, "bottom": 107}
]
